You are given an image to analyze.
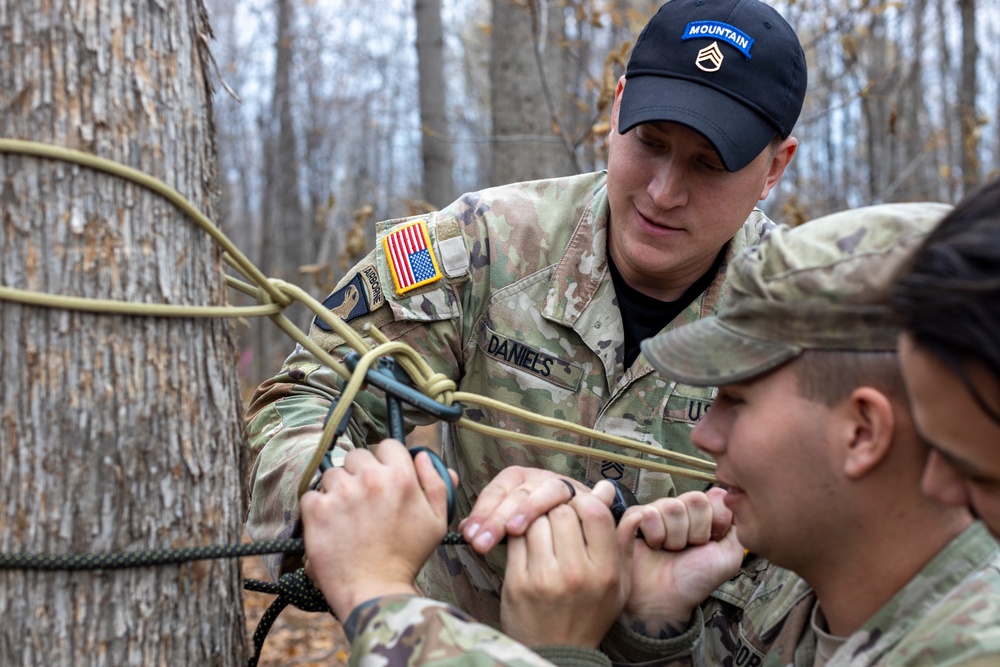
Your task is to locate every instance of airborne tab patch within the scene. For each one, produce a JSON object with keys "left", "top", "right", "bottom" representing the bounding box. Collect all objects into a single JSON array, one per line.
[
  {"left": 314, "top": 263, "right": 384, "bottom": 331},
  {"left": 383, "top": 220, "right": 443, "bottom": 296}
]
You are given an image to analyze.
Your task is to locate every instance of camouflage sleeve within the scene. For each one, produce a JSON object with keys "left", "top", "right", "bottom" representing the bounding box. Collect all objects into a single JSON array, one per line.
[
  {"left": 601, "top": 556, "right": 781, "bottom": 667},
  {"left": 600, "top": 608, "right": 701, "bottom": 667},
  {"left": 244, "top": 216, "right": 468, "bottom": 578},
  {"left": 347, "top": 595, "right": 611, "bottom": 667},
  {"left": 243, "top": 344, "right": 361, "bottom": 577},
  {"left": 950, "top": 658, "right": 1000, "bottom": 667}
]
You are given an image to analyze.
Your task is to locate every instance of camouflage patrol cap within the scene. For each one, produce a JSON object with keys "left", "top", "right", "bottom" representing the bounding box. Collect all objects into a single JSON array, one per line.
[{"left": 641, "top": 202, "right": 952, "bottom": 385}]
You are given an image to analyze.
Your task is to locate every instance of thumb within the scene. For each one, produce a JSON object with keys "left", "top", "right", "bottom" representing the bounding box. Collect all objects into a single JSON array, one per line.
[
  {"left": 413, "top": 451, "right": 449, "bottom": 525},
  {"left": 617, "top": 514, "right": 637, "bottom": 561},
  {"left": 718, "top": 524, "right": 746, "bottom": 571},
  {"left": 591, "top": 479, "right": 618, "bottom": 507},
  {"left": 705, "top": 486, "right": 734, "bottom": 540},
  {"left": 617, "top": 519, "right": 636, "bottom": 602},
  {"left": 616, "top": 506, "right": 646, "bottom": 540}
]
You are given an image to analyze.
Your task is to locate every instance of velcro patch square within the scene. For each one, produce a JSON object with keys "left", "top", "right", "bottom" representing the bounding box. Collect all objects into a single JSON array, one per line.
[{"left": 383, "top": 220, "right": 443, "bottom": 295}]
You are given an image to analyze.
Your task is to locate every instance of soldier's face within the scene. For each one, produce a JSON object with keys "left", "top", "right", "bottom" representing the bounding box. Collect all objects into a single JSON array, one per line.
[
  {"left": 690, "top": 361, "right": 848, "bottom": 571},
  {"left": 900, "top": 332, "right": 1000, "bottom": 540},
  {"left": 604, "top": 78, "right": 791, "bottom": 300}
]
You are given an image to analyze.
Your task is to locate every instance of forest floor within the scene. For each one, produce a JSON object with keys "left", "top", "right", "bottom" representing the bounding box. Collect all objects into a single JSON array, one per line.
[{"left": 242, "top": 548, "right": 350, "bottom": 667}]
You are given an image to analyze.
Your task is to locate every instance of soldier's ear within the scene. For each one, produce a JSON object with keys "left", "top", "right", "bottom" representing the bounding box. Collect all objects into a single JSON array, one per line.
[
  {"left": 609, "top": 76, "right": 626, "bottom": 138},
  {"left": 841, "top": 387, "right": 894, "bottom": 480},
  {"left": 758, "top": 137, "right": 797, "bottom": 201}
]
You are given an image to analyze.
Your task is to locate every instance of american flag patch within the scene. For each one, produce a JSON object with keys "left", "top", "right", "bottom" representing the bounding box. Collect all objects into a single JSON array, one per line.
[{"left": 382, "top": 220, "right": 442, "bottom": 295}]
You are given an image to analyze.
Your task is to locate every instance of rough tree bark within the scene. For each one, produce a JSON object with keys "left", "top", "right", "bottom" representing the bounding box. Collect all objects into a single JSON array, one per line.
[
  {"left": 860, "top": 0, "right": 890, "bottom": 202},
  {"left": 0, "top": 1, "right": 248, "bottom": 664},
  {"left": 254, "top": 0, "right": 306, "bottom": 383},
  {"left": 957, "top": 0, "right": 980, "bottom": 193},
  {"left": 489, "top": 0, "right": 576, "bottom": 185},
  {"left": 935, "top": 0, "right": 960, "bottom": 201},
  {"left": 415, "top": 0, "right": 457, "bottom": 209}
]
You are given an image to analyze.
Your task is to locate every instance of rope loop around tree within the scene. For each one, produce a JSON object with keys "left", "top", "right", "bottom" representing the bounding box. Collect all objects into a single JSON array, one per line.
[{"left": 0, "top": 138, "right": 717, "bottom": 666}]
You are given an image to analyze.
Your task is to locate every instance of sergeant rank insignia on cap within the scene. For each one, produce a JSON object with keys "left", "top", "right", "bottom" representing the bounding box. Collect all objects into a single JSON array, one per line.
[{"left": 383, "top": 220, "right": 443, "bottom": 295}]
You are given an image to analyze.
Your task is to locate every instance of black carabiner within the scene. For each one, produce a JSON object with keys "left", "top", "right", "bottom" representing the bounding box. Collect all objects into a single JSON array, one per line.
[
  {"left": 607, "top": 479, "right": 639, "bottom": 525},
  {"left": 323, "top": 353, "right": 459, "bottom": 525},
  {"left": 343, "top": 352, "right": 463, "bottom": 423}
]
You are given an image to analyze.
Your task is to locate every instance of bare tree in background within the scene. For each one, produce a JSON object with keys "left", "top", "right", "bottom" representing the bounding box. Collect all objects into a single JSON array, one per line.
[
  {"left": 416, "top": 0, "right": 457, "bottom": 208},
  {"left": 256, "top": 0, "right": 310, "bottom": 382},
  {"left": 205, "top": 0, "right": 1000, "bottom": 395},
  {"left": 889, "top": 0, "right": 935, "bottom": 201},
  {"left": 958, "top": 0, "right": 980, "bottom": 191},
  {"left": 0, "top": 0, "right": 247, "bottom": 663},
  {"left": 490, "top": 0, "right": 576, "bottom": 184}
]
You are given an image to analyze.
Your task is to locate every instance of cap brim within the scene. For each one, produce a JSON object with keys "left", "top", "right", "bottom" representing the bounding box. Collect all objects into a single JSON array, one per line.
[
  {"left": 641, "top": 317, "right": 802, "bottom": 386},
  {"left": 618, "top": 75, "right": 778, "bottom": 172}
]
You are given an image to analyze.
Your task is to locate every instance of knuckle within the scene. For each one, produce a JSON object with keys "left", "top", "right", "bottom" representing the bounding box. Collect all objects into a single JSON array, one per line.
[
  {"left": 596, "top": 569, "right": 620, "bottom": 592},
  {"left": 559, "top": 567, "right": 587, "bottom": 591},
  {"left": 662, "top": 500, "right": 687, "bottom": 520},
  {"left": 580, "top": 499, "right": 613, "bottom": 522},
  {"left": 683, "top": 493, "right": 711, "bottom": 512},
  {"left": 513, "top": 485, "right": 533, "bottom": 499},
  {"left": 549, "top": 504, "right": 575, "bottom": 520}
]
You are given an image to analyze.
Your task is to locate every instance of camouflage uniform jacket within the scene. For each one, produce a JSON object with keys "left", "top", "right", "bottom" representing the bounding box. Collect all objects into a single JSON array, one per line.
[
  {"left": 601, "top": 522, "right": 1000, "bottom": 666},
  {"left": 245, "top": 171, "right": 773, "bottom": 626},
  {"left": 345, "top": 595, "right": 611, "bottom": 667}
]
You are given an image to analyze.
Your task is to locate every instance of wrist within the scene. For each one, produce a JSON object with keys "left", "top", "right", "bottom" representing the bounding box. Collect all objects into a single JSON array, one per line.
[
  {"left": 601, "top": 608, "right": 704, "bottom": 664},
  {"left": 534, "top": 645, "right": 612, "bottom": 667},
  {"left": 329, "top": 582, "right": 421, "bottom": 620},
  {"left": 618, "top": 607, "right": 695, "bottom": 640}
]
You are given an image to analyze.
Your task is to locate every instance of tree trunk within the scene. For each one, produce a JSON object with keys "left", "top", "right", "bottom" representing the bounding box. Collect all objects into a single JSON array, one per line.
[
  {"left": 860, "top": 0, "right": 889, "bottom": 201},
  {"left": 271, "top": 0, "right": 305, "bottom": 263},
  {"left": 936, "top": 0, "right": 960, "bottom": 201},
  {"left": 895, "top": 0, "right": 933, "bottom": 201},
  {"left": 0, "top": 1, "right": 248, "bottom": 664},
  {"left": 255, "top": 0, "right": 307, "bottom": 381},
  {"left": 415, "top": 0, "right": 457, "bottom": 208},
  {"left": 958, "top": 0, "right": 980, "bottom": 194},
  {"left": 489, "top": 0, "right": 576, "bottom": 185}
]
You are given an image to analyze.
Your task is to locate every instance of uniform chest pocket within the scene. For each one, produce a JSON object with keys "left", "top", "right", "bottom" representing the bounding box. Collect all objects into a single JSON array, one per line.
[
  {"left": 476, "top": 324, "right": 584, "bottom": 393},
  {"left": 662, "top": 386, "right": 715, "bottom": 424}
]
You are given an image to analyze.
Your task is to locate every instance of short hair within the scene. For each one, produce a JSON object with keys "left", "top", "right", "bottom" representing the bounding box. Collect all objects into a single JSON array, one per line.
[
  {"left": 793, "top": 350, "right": 907, "bottom": 407},
  {"left": 766, "top": 135, "right": 783, "bottom": 161},
  {"left": 891, "top": 177, "right": 1000, "bottom": 425}
]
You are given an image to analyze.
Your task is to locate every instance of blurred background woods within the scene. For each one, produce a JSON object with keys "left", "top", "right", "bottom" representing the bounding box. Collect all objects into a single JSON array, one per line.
[{"left": 202, "top": 0, "right": 1000, "bottom": 393}]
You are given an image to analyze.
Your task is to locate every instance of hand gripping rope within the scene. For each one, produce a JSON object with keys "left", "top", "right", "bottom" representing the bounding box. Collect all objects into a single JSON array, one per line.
[
  {"left": 317, "top": 352, "right": 461, "bottom": 524},
  {"left": 0, "top": 139, "right": 717, "bottom": 666}
]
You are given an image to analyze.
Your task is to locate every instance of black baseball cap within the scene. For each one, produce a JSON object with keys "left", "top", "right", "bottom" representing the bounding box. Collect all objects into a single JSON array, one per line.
[{"left": 618, "top": 0, "right": 807, "bottom": 171}]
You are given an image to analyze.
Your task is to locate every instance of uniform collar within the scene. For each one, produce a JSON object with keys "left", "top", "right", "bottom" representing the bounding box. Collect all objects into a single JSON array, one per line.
[{"left": 831, "top": 521, "right": 999, "bottom": 665}]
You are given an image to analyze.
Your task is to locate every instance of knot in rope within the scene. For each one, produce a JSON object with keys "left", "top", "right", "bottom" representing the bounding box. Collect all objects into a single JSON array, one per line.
[
  {"left": 245, "top": 568, "right": 330, "bottom": 667},
  {"left": 258, "top": 278, "right": 284, "bottom": 307},
  {"left": 272, "top": 568, "right": 329, "bottom": 612},
  {"left": 416, "top": 370, "right": 457, "bottom": 405}
]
